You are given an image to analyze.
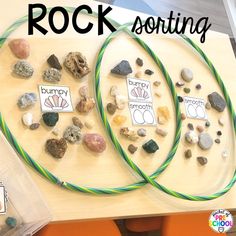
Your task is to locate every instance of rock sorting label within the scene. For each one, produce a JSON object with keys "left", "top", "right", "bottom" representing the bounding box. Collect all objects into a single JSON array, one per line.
[{"left": 0, "top": 185, "right": 6, "bottom": 214}]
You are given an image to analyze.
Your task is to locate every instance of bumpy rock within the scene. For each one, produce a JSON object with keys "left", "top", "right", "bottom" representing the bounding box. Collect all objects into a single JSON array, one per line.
[
  {"left": 142, "top": 139, "right": 159, "bottom": 153},
  {"left": 115, "top": 95, "right": 126, "bottom": 110},
  {"left": 17, "top": 92, "right": 37, "bottom": 109},
  {"left": 72, "top": 117, "right": 83, "bottom": 129},
  {"left": 64, "top": 52, "right": 90, "bottom": 79},
  {"left": 22, "top": 112, "right": 33, "bottom": 127},
  {"left": 79, "top": 86, "right": 88, "bottom": 97},
  {"left": 13, "top": 60, "right": 34, "bottom": 78},
  {"left": 30, "top": 123, "right": 40, "bottom": 130},
  {"left": 111, "top": 60, "right": 132, "bottom": 76},
  {"left": 83, "top": 133, "right": 106, "bottom": 153},
  {"left": 198, "top": 133, "right": 213, "bottom": 150},
  {"left": 185, "top": 131, "right": 199, "bottom": 144},
  {"left": 46, "top": 138, "right": 67, "bottom": 158},
  {"left": 43, "top": 68, "right": 61, "bottom": 83},
  {"left": 208, "top": 92, "right": 226, "bottom": 112},
  {"left": 9, "top": 39, "right": 30, "bottom": 59},
  {"left": 42, "top": 112, "right": 59, "bottom": 127},
  {"left": 113, "top": 115, "right": 126, "bottom": 126},
  {"left": 76, "top": 97, "right": 95, "bottom": 113},
  {"left": 47, "top": 54, "right": 62, "bottom": 70},
  {"left": 137, "top": 128, "right": 146, "bottom": 137},
  {"left": 128, "top": 144, "right": 138, "bottom": 154},
  {"left": 107, "top": 103, "right": 117, "bottom": 115},
  {"left": 120, "top": 127, "right": 139, "bottom": 141},
  {"left": 181, "top": 68, "right": 193, "bottom": 82},
  {"left": 5, "top": 217, "right": 17, "bottom": 228},
  {"left": 197, "top": 156, "right": 208, "bottom": 165},
  {"left": 136, "top": 58, "right": 143, "bottom": 67},
  {"left": 63, "top": 125, "right": 82, "bottom": 143}
]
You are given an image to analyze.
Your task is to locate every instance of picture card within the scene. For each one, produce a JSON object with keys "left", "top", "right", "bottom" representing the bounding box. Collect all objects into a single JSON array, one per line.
[
  {"left": 39, "top": 85, "right": 73, "bottom": 113},
  {"left": 129, "top": 102, "right": 157, "bottom": 126},
  {"left": 127, "top": 77, "right": 152, "bottom": 103},
  {"left": 0, "top": 186, "right": 6, "bottom": 214},
  {"left": 184, "top": 96, "right": 208, "bottom": 120}
]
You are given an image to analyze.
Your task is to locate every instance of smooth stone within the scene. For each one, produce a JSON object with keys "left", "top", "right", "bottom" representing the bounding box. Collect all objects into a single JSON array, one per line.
[
  {"left": 222, "top": 150, "right": 228, "bottom": 158},
  {"left": 113, "top": 115, "right": 126, "bottom": 126},
  {"left": 43, "top": 68, "right": 61, "bottom": 83},
  {"left": 46, "top": 138, "right": 67, "bottom": 158},
  {"left": 153, "top": 81, "right": 161, "bottom": 87},
  {"left": 72, "top": 117, "right": 84, "bottom": 129},
  {"left": 181, "top": 68, "right": 193, "bottom": 82},
  {"left": 218, "top": 117, "right": 224, "bottom": 126},
  {"left": 185, "top": 131, "right": 199, "bottom": 144},
  {"left": 111, "top": 60, "right": 132, "bottom": 76},
  {"left": 83, "top": 133, "right": 106, "bottom": 153},
  {"left": 205, "top": 121, "right": 210, "bottom": 127},
  {"left": 135, "top": 71, "right": 142, "bottom": 78},
  {"left": 184, "top": 87, "right": 191, "bottom": 94},
  {"left": 120, "top": 127, "right": 139, "bottom": 141},
  {"left": 178, "top": 96, "right": 184, "bottom": 103},
  {"left": 205, "top": 102, "right": 211, "bottom": 110},
  {"left": 136, "top": 58, "right": 143, "bottom": 66},
  {"left": 128, "top": 144, "right": 138, "bottom": 154},
  {"left": 176, "top": 81, "right": 185, "bottom": 87},
  {"left": 198, "top": 133, "right": 213, "bottom": 150},
  {"left": 79, "top": 86, "right": 88, "bottom": 97},
  {"left": 142, "top": 139, "right": 159, "bottom": 153},
  {"left": 217, "top": 131, "right": 222, "bottom": 136},
  {"left": 5, "top": 217, "right": 17, "bottom": 228},
  {"left": 42, "top": 112, "right": 59, "bottom": 127},
  {"left": 76, "top": 97, "right": 95, "bottom": 113},
  {"left": 17, "top": 92, "right": 37, "bottom": 109},
  {"left": 184, "top": 149, "right": 192, "bottom": 158},
  {"left": 181, "top": 113, "right": 186, "bottom": 120},
  {"left": 9, "top": 39, "right": 30, "bottom": 59},
  {"left": 195, "top": 84, "right": 202, "bottom": 90},
  {"left": 196, "top": 125, "right": 204, "bottom": 133},
  {"left": 52, "top": 128, "right": 59, "bottom": 136},
  {"left": 145, "top": 69, "right": 154, "bottom": 75},
  {"left": 47, "top": 54, "right": 62, "bottom": 70},
  {"left": 137, "top": 128, "right": 147, "bottom": 137},
  {"left": 208, "top": 92, "right": 226, "bottom": 112},
  {"left": 110, "top": 85, "right": 119, "bottom": 97},
  {"left": 30, "top": 123, "right": 40, "bottom": 130},
  {"left": 85, "top": 120, "right": 94, "bottom": 129},
  {"left": 215, "top": 138, "right": 221, "bottom": 144},
  {"left": 115, "top": 94, "right": 126, "bottom": 110},
  {"left": 22, "top": 112, "right": 33, "bottom": 127},
  {"left": 13, "top": 60, "right": 34, "bottom": 78},
  {"left": 63, "top": 125, "right": 82, "bottom": 143},
  {"left": 197, "top": 156, "right": 208, "bottom": 165},
  {"left": 187, "top": 123, "right": 194, "bottom": 130},
  {"left": 156, "top": 127, "right": 168, "bottom": 137},
  {"left": 107, "top": 103, "right": 117, "bottom": 115}
]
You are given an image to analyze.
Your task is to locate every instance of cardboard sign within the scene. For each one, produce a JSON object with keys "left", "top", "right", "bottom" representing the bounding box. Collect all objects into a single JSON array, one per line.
[
  {"left": 0, "top": 185, "right": 6, "bottom": 214},
  {"left": 184, "top": 96, "right": 208, "bottom": 120},
  {"left": 39, "top": 85, "right": 73, "bottom": 112}
]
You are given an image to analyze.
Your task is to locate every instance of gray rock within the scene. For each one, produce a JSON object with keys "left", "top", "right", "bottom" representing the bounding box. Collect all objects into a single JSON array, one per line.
[
  {"left": 197, "top": 156, "right": 208, "bottom": 165},
  {"left": 111, "top": 60, "right": 132, "bottom": 76},
  {"left": 181, "top": 68, "right": 193, "bottom": 82},
  {"left": 137, "top": 128, "right": 147, "bottom": 137},
  {"left": 136, "top": 58, "right": 143, "bottom": 67},
  {"left": 47, "top": 54, "right": 62, "bottom": 70},
  {"left": 43, "top": 68, "right": 61, "bottom": 83},
  {"left": 63, "top": 125, "right": 82, "bottom": 143},
  {"left": 13, "top": 60, "right": 34, "bottom": 78},
  {"left": 198, "top": 133, "right": 213, "bottom": 150},
  {"left": 208, "top": 92, "right": 226, "bottom": 112},
  {"left": 17, "top": 93, "right": 37, "bottom": 109}
]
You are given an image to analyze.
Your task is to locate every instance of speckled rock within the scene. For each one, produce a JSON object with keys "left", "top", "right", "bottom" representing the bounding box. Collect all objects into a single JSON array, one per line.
[
  {"left": 43, "top": 68, "right": 61, "bottom": 83},
  {"left": 72, "top": 117, "right": 84, "bottom": 129},
  {"left": 185, "top": 131, "right": 199, "bottom": 144},
  {"left": 46, "top": 138, "right": 67, "bottom": 158},
  {"left": 136, "top": 58, "right": 143, "bottom": 66},
  {"left": 111, "top": 60, "right": 132, "bottom": 76},
  {"left": 120, "top": 127, "right": 139, "bottom": 141},
  {"left": 76, "top": 97, "right": 95, "bottom": 113},
  {"left": 83, "top": 133, "right": 106, "bottom": 153},
  {"left": 5, "top": 217, "right": 17, "bottom": 228},
  {"left": 17, "top": 92, "right": 37, "bottom": 109},
  {"left": 107, "top": 103, "right": 117, "bottom": 115},
  {"left": 47, "top": 54, "right": 62, "bottom": 70},
  {"left": 13, "top": 60, "right": 34, "bottom": 78},
  {"left": 137, "top": 128, "right": 146, "bottom": 137},
  {"left": 63, "top": 125, "right": 82, "bottom": 143},
  {"left": 9, "top": 39, "right": 30, "bottom": 59},
  {"left": 142, "top": 139, "right": 159, "bottom": 153},
  {"left": 208, "top": 92, "right": 226, "bottom": 112},
  {"left": 22, "top": 112, "right": 33, "bottom": 127},
  {"left": 128, "top": 144, "right": 138, "bottom": 154},
  {"left": 198, "top": 133, "right": 213, "bottom": 150},
  {"left": 197, "top": 156, "right": 208, "bottom": 165},
  {"left": 42, "top": 112, "right": 59, "bottom": 127},
  {"left": 181, "top": 68, "right": 193, "bottom": 82}
]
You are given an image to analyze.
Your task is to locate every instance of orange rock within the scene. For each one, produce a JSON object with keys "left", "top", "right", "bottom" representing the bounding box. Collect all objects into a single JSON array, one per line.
[{"left": 113, "top": 115, "right": 126, "bottom": 126}]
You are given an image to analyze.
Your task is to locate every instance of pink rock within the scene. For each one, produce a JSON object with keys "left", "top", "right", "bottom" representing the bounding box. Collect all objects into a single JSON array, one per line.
[
  {"left": 83, "top": 133, "right": 106, "bottom": 153},
  {"left": 9, "top": 39, "right": 30, "bottom": 59}
]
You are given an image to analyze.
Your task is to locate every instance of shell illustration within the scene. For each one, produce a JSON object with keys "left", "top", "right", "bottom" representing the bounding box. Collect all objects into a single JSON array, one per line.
[
  {"left": 131, "top": 87, "right": 149, "bottom": 99},
  {"left": 44, "top": 95, "right": 69, "bottom": 110}
]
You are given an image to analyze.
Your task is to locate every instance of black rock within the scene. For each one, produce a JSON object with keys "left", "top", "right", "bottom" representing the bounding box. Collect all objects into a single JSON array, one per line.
[
  {"left": 178, "top": 96, "right": 184, "bottom": 103},
  {"left": 208, "top": 92, "right": 226, "bottom": 112},
  {"left": 196, "top": 84, "right": 202, "bottom": 90},
  {"left": 217, "top": 131, "right": 222, "bottom": 136},
  {"left": 187, "top": 123, "right": 194, "bottom": 130},
  {"left": 136, "top": 58, "right": 143, "bottom": 67},
  {"left": 111, "top": 60, "right": 132, "bottom": 76},
  {"left": 142, "top": 139, "right": 159, "bottom": 153},
  {"left": 42, "top": 112, "right": 59, "bottom": 127},
  {"left": 145, "top": 69, "right": 154, "bottom": 75},
  {"left": 215, "top": 138, "right": 221, "bottom": 144},
  {"left": 47, "top": 54, "right": 62, "bottom": 70}
]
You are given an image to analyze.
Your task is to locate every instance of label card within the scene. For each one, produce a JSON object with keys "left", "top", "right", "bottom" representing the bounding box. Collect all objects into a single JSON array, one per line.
[
  {"left": 39, "top": 85, "right": 73, "bottom": 113},
  {"left": 0, "top": 185, "right": 6, "bottom": 214},
  {"left": 129, "top": 102, "right": 157, "bottom": 126},
  {"left": 184, "top": 96, "right": 208, "bottom": 120},
  {"left": 127, "top": 78, "right": 152, "bottom": 103}
]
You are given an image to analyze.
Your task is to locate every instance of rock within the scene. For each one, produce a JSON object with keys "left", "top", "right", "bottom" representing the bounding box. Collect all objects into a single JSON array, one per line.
[
  {"left": 30, "top": 123, "right": 40, "bottom": 130},
  {"left": 157, "top": 106, "right": 170, "bottom": 122},
  {"left": 9, "top": 39, "right": 30, "bottom": 59},
  {"left": 136, "top": 58, "right": 143, "bottom": 66},
  {"left": 128, "top": 144, "right": 138, "bottom": 154},
  {"left": 215, "top": 138, "right": 220, "bottom": 144},
  {"left": 83, "top": 133, "right": 106, "bottom": 153},
  {"left": 47, "top": 54, "right": 62, "bottom": 70},
  {"left": 217, "top": 131, "right": 222, "bottom": 136},
  {"left": 5, "top": 217, "right": 17, "bottom": 228},
  {"left": 197, "top": 156, "right": 208, "bottom": 165},
  {"left": 52, "top": 128, "right": 59, "bottom": 136},
  {"left": 120, "top": 127, "right": 139, "bottom": 141},
  {"left": 185, "top": 131, "right": 199, "bottom": 144},
  {"left": 135, "top": 71, "right": 142, "bottom": 78},
  {"left": 142, "top": 139, "right": 159, "bottom": 153},
  {"left": 155, "top": 92, "right": 162, "bottom": 98},
  {"left": 205, "top": 102, "right": 211, "bottom": 110},
  {"left": 43, "top": 68, "right": 61, "bottom": 83},
  {"left": 115, "top": 94, "right": 126, "bottom": 110},
  {"left": 196, "top": 125, "right": 204, "bottom": 133},
  {"left": 76, "top": 97, "right": 95, "bottom": 113},
  {"left": 198, "top": 133, "right": 213, "bottom": 150},
  {"left": 158, "top": 116, "right": 166, "bottom": 125},
  {"left": 110, "top": 85, "right": 119, "bottom": 97},
  {"left": 13, "top": 60, "right": 34, "bottom": 78},
  {"left": 46, "top": 138, "right": 67, "bottom": 158},
  {"left": 111, "top": 60, "right": 132, "bottom": 76},
  {"left": 64, "top": 52, "right": 90, "bottom": 79},
  {"left": 184, "top": 87, "right": 191, "bottom": 94},
  {"left": 181, "top": 113, "right": 186, "bottom": 120},
  {"left": 205, "top": 121, "right": 210, "bottom": 127},
  {"left": 113, "top": 115, "right": 126, "bottom": 126},
  {"left": 208, "top": 92, "right": 226, "bottom": 112},
  {"left": 176, "top": 81, "right": 185, "bottom": 87},
  {"left": 218, "top": 117, "right": 224, "bottom": 126},
  {"left": 22, "top": 112, "right": 33, "bottom": 127},
  {"left": 85, "top": 120, "right": 94, "bottom": 129},
  {"left": 17, "top": 93, "right": 37, "bottom": 109},
  {"left": 156, "top": 127, "right": 168, "bottom": 137},
  {"left": 178, "top": 96, "right": 184, "bottom": 103},
  {"left": 184, "top": 149, "right": 192, "bottom": 158},
  {"left": 79, "top": 86, "right": 88, "bottom": 97},
  {"left": 181, "top": 68, "right": 193, "bottom": 82},
  {"left": 42, "top": 112, "right": 59, "bottom": 127},
  {"left": 63, "top": 125, "right": 82, "bottom": 143},
  {"left": 195, "top": 84, "right": 202, "bottom": 90},
  {"left": 145, "top": 69, "right": 154, "bottom": 75},
  {"left": 137, "top": 128, "right": 146, "bottom": 137},
  {"left": 72, "top": 117, "right": 83, "bottom": 129},
  {"left": 187, "top": 123, "right": 194, "bottom": 130},
  {"left": 153, "top": 81, "right": 161, "bottom": 87},
  {"left": 222, "top": 150, "right": 228, "bottom": 158},
  {"left": 107, "top": 103, "right": 117, "bottom": 115}
]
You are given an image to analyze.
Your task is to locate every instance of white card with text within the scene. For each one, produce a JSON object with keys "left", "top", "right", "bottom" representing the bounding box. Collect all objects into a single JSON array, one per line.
[
  {"left": 0, "top": 186, "right": 6, "bottom": 214},
  {"left": 39, "top": 85, "right": 73, "bottom": 112}
]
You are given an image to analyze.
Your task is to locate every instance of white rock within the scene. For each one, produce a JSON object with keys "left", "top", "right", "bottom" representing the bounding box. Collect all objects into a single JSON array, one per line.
[
  {"left": 85, "top": 120, "right": 94, "bottom": 129},
  {"left": 181, "top": 68, "right": 193, "bottom": 82},
  {"left": 115, "top": 95, "right": 126, "bottom": 110},
  {"left": 185, "top": 131, "right": 198, "bottom": 144},
  {"left": 52, "top": 128, "right": 59, "bottom": 136},
  {"left": 110, "top": 86, "right": 119, "bottom": 97},
  {"left": 222, "top": 150, "right": 228, "bottom": 158},
  {"left": 22, "top": 112, "right": 33, "bottom": 127}
]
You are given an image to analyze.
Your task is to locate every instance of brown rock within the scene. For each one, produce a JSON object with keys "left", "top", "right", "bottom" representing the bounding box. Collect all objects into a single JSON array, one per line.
[
  {"left": 128, "top": 144, "right": 138, "bottom": 154},
  {"left": 76, "top": 97, "right": 95, "bottom": 113},
  {"left": 9, "top": 39, "right": 30, "bottom": 59},
  {"left": 46, "top": 138, "right": 67, "bottom": 159},
  {"left": 72, "top": 117, "right": 84, "bottom": 129},
  {"left": 197, "top": 156, "right": 208, "bottom": 165},
  {"left": 29, "top": 123, "right": 40, "bottom": 130},
  {"left": 83, "top": 133, "right": 106, "bottom": 153}
]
